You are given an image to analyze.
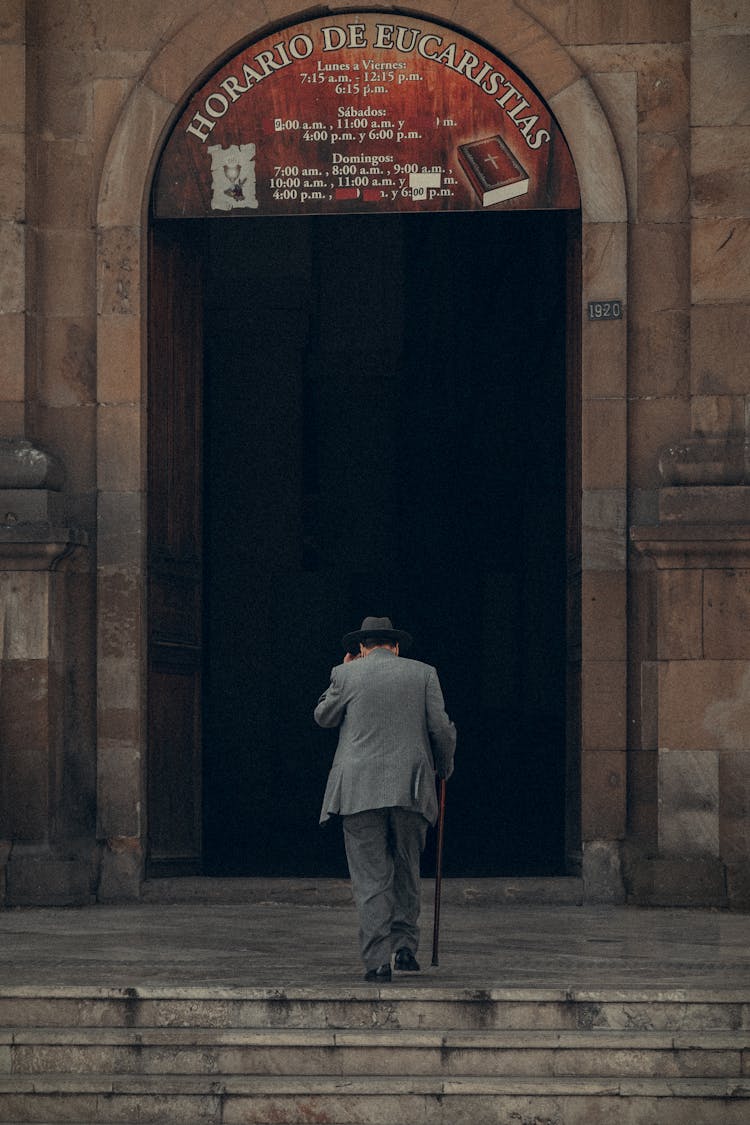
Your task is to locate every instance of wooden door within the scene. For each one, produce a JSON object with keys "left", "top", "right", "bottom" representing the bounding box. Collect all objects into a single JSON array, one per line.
[
  {"left": 147, "top": 222, "right": 204, "bottom": 876},
  {"left": 565, "top": 212, "right": 583, "bottom": 873}
]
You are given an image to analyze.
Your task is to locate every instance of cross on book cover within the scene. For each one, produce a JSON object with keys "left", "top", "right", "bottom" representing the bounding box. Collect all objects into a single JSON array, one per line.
[{"left": 458, "top": 135, "right": 530, "bottom": 207}]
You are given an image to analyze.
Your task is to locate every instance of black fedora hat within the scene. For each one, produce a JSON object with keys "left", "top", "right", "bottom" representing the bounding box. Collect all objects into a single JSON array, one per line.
[{"left": 342, "top": 616, "right": 413, "bottom": 652}]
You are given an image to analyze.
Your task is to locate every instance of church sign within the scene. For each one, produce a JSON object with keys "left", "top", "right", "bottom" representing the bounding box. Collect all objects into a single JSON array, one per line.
[{"left": 153, "top": 14, "right": 579, "bottom": 217}]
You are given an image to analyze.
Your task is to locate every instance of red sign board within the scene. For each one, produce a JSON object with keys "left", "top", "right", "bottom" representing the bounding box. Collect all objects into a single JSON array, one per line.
[{"left": 153, "top": 14, "right": 579, "bottom": 218}]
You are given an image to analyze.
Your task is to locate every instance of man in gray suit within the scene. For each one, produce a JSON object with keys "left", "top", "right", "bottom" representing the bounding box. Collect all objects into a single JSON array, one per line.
[{"left": 315, "top": 616, "right": 456, "bottom": 981}]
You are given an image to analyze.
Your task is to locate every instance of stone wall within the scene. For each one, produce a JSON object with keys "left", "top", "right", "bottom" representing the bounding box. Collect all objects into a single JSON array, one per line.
[{"left": 0, "top": 0, "right": 747, "bottom": 906}]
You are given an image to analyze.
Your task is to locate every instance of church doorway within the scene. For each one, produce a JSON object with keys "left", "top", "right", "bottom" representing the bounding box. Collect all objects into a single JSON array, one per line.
[{"left": 147, "top": 206, "right": 578, "bottom": 878}]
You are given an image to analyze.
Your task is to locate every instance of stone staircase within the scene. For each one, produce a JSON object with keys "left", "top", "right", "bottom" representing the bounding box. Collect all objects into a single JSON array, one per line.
[{"left": 1, "top": 985, "right": 749, "bottom": 1123}]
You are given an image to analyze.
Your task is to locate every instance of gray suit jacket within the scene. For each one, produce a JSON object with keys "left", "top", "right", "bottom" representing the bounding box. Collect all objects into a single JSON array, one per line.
[{"left": 315, "top": 648, "right": 456, "bottom": 826}]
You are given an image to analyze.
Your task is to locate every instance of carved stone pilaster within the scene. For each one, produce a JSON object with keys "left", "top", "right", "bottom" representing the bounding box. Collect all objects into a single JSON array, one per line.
[
  {"left": 629, "top": 470, "right": 750, "bottom": 909},
  {"left": 0, "top": 441, "right": 93, "bottom": 906}
]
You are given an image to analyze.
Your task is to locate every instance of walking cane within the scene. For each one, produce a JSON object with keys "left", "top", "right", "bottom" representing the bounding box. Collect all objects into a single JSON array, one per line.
[{"left": 431, "top": 777, "right": 447, "bottom": 967}]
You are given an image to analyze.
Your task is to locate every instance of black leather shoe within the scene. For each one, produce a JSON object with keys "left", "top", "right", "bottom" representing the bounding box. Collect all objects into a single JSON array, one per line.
[
  {"left": 394, "top": 948, "right": 420, "bottom": 972},
  {"left": 364, "top": 963, "right": 392, "bottom": 982}
]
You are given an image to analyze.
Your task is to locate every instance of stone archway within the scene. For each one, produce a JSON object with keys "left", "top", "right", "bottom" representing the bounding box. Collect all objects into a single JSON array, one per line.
[{"left": 95, "top": 1, "right": 627, "bottom": 900}]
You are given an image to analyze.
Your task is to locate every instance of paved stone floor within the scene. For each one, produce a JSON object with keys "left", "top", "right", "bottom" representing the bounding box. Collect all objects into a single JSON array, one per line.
[{"left": 1, "top": 887, "right": 749, "bottom": 993}]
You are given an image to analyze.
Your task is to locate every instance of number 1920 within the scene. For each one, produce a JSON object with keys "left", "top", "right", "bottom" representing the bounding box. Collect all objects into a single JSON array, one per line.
[{"left": 588, "top": 300, "right": 623, "bottom": 321}]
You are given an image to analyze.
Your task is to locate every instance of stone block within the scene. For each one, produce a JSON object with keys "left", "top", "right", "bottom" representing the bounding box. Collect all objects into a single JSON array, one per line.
[
  {"left": 93, "top": 77, "right": 133, "bottom": 180},
  {"left": 37, "top": 230, "right": 95, "bottom": 320},
  {"left": 97, "top": 836, "right": 143, "bottom": 902},
  {"left": 637, "top": 46, "right": 690, "bottom": 135},
  {"left": 658, "top": 659, "right": 750, "bottom": 751},
  {"left": 0, "top": 222, "right": 24, "bottom": 316},
  {"left": 582, "top": 221, "right": 628, "bottom": 304},
  {"left": 581, "top": 570, "right": 626, "bottom": 660},
  {"left": 97, "top": 492, "right": 144, "bottom": 567},
  {"left": 0, "top": 489, "right": 65, "bottom": 524},
  {"left": 629, "top": 308, "right": 690, "bottom": 399},
  {"left": 0, "top": 573, "right": 50, "bottom": 659},
  {"left": 535, "top": 1, "right": 688, "bottom": 45},
  {"left": 37, "top": 317, "right": 96, "bottom": 407},
  {"left": 582, "top": 399, "right": 627, "bottom": 490},
  {"left": 98, "top": 567, "right": 141, "bottom": 663},
  {"left": 66, "top": 490, "right": 97, "bottom": 539},
  {"left": 627, "top": 749, "right": 658, "bottom": 846},
  {"left": 0, "top": 657, "right": 50, "bottom": 751},
  {"left": 693, "top": 3, "right": 750, "bottom": 34},
  {"left": 97, "top": 650, "right": 139, "bottom": 716},
  {"left": 0, "top": 45, "right": 24, "bottom": 130},
  {"left": 638, "top": 132, "right": 690, "bottom": 222},
  {"left": 726, "top": 862, "right": 750, "bottom": 909},
  {"left": 97, "top": 404, "right": 141, "bottom": 491},
  {"left": 629, "top": 223, "right": 689, "bottom": 321},
  {"left": 36, "top": 46, "right": 93, "bottom": 139},
  {"left": 691, "top": 303, "right": 750, "bottom": 395},
  {"left": 582, "top": 489, "right": 627, "bottom": 570},
  {"left": 36, "top": 139, "right": 95, "bottom": 230},
  {"left": 0, "top": 313, "right": 24, "bottom": 401},
  {"left": 0, "top": 1, "right": 24, "bottom": 43},
  {"left": 582, "top": 317, "right": 627, "bottom": 398},
  {"left": 656, "top": 569, "right": 702, "bottom": 660},
  {"left": 719, "top": 750, "right": 750, "bottom": 863},
  {"left": 94, "top": 1, "right": 203, "bottom": 52},
  {"left": 97, "top": 700, "right": 140, "bottom": 746},
  {"left": 692, "top": 218, "right": 750, "bottom": 303},
  {"left": 586, "top": 72, "right": 637, "bottom": 219},
  {"left": 147, "top": 0, "right": 275, "bottom": 98},
  {"left": 493, "top": 19, "right": 582, "bottom": 102},
  {"left": 96, "top": 739, "right": 142, "bottom": 838},
  {"left": 692, "top": 126, "right": 750, "bottom": 218},
  {"left": 5, "top": 850, "right": 95, "bottom": 907},
  {"left": 33, "top": 405, "right": 96, "bottom": 494},
  {"left": 691, "top": 394, "right": 745, "bottom": 437},
  {"left": 691, "top": 34, "right": 750, "bottom": 127},
  {"left": 704, "top": 570, "right": 750, "bottom": 658},
  {"left": 0, "top": 739, "right": 48, "bottom": 839},
  {"left": 640, "top": 661, "right": 659, "bottom": 751},
  {"left": 628, "top": 396, "right": 692, "bottom": 491},
  {"left": 658, "top": 485, "right": 750, "bottom": 524},
  {"left": 550, "top": 79, "right": 627, "bottom": 223},
  {"left": 99, "top": 86, "right": 174, "bottom": 229},
  {"left": 97, "top": 226, "right": 140, "bottom": 316},
  {"left": 658, "top": 747, "right": 720, "bottom": 857},
  {"left": 581, "top": 750, "right": 626, "bottom": 839},
  {"left": 0, "top": 402, "right": 25, "bottom": 435},
  {"left": 657, "top": 435, "right": 747, "bottom": 486},
  {"left": 581, "top": 839, "right": 625, "bottom": 903},
  {"left": 0, "top": 132, "right": 24, "bottom": 223},
  {"left": 97, "top": 313, "right": 141, "bottom": 402},
  {"left": 29, "top": 0, "right": 96, "bottom": 50},
  {"left": 626, "top": 855, "right": 727, "bottom": 907},
  {"left": 581, "top": 663, "right": 627, "bottom": 750}
]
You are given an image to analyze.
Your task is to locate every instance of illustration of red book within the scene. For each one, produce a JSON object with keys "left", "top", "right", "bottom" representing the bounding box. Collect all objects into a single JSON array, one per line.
[{"left": 458, "top": 135, "right": 530, "bottom": 206}]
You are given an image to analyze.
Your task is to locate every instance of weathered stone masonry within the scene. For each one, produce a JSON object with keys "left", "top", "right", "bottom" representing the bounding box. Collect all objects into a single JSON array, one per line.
[{"left": 0, "top": 1, "right": 747, "bottom": 907}]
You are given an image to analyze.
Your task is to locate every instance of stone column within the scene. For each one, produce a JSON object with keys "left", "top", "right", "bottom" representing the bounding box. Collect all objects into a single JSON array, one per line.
[
  {"left": 0, "top": 0, "right": 26, "bottom": 437},
  {"left": 630, "top": 443, "right": 750, "bottom": 908},
  {"left": 0, "top": 439, "right": 90, "bottom": 905}
]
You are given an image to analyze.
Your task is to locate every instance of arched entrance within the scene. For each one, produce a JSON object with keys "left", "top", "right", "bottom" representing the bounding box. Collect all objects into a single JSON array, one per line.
[
  {"left": 145, "top": 12, "right": 581, "bottom": 879},
  {"left": 95, "top": 1, "right": 628, "bottom": 900}
]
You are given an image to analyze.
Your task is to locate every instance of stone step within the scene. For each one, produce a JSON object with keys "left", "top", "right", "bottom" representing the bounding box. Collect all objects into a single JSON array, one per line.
[
  {"left": 0, "top": 1074, "right": 749, "bottom": 1125},
  {"left": 140, "top": 876, "right": 585, "bottom": 906},
  {"left": 1, "top": 986, "right": 748, "bottom": 1031},
  {"left": 3, "top": 1026, "right": 748, "bottom": 1079}
]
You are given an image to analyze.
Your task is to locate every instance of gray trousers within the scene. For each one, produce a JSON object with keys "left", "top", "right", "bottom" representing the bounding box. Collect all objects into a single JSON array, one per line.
[{"left": 342, "top": 806, "right": 428, "bottom": 971}]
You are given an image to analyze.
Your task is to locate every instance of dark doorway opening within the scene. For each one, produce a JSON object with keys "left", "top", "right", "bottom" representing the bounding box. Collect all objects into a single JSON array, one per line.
[{"left": 200, "top": 209, "right": 572, "bottom": 877}]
